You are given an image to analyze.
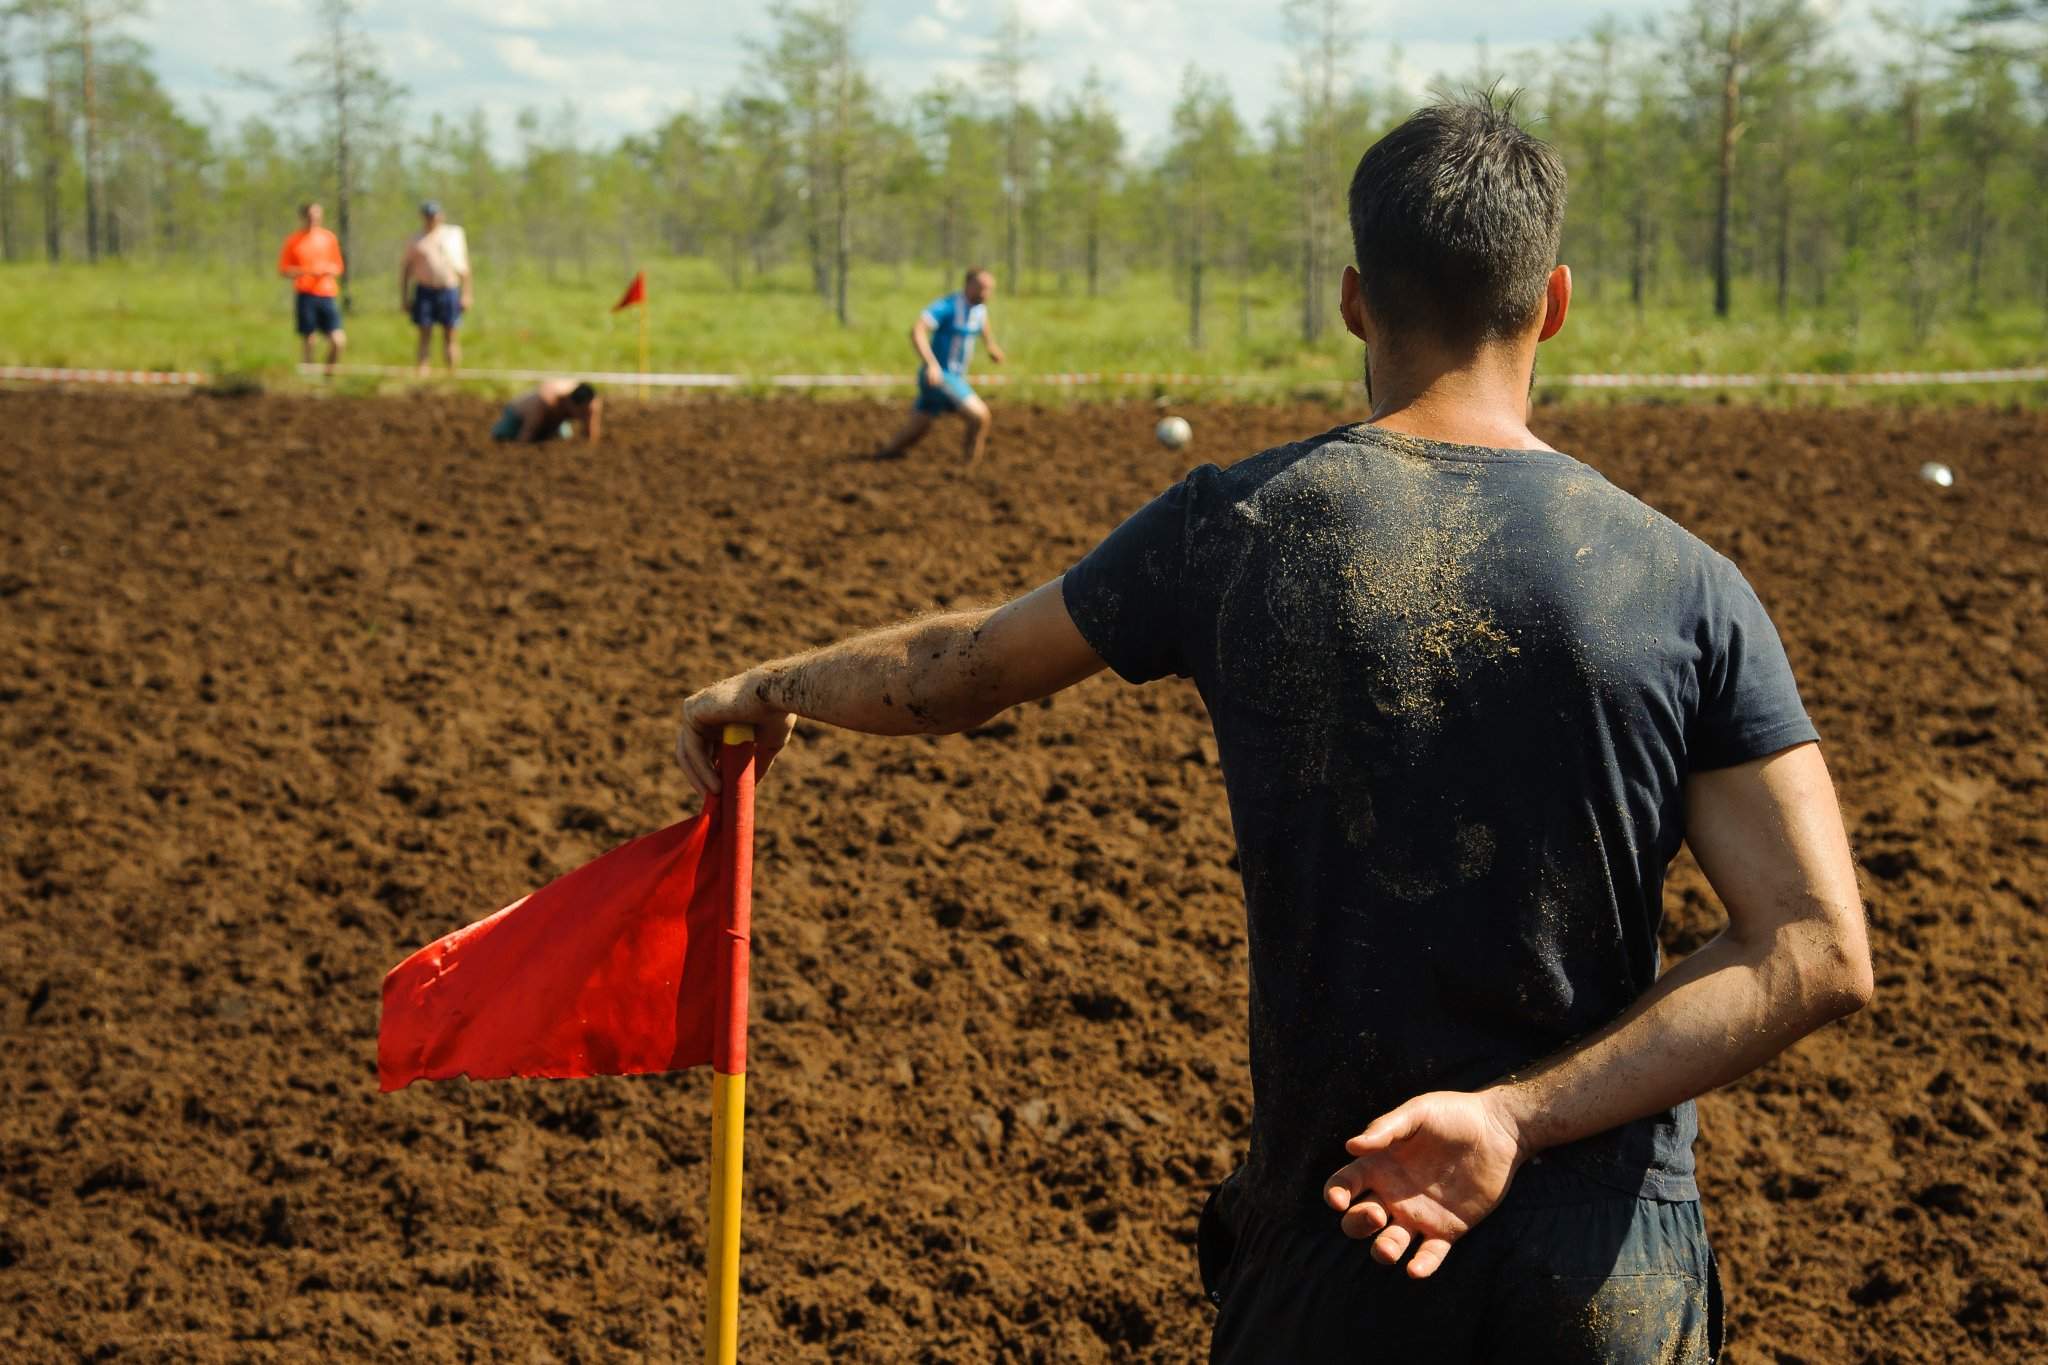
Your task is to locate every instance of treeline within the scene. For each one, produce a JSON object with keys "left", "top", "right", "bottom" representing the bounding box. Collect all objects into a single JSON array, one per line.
[{"left": 1, "top": 0, "right": 2045, "bottom": 346}]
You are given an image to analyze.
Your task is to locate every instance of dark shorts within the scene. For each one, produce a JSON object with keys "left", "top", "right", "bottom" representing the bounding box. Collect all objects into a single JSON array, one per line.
[
  {"left": 1202, "top": 1165, "right": 1722, "bottom": 1364},
  {"left": 914, "top": 370, "right": 976, "bottom": 415},
  {"left": 294, "top": 293, "right": 342, "bottom": 336},
  {"left": 490, "top": 404, "right": 571, "bottom": 443},
  {"left": 411, "top": 286, "right": 463, "bottom": 329}
]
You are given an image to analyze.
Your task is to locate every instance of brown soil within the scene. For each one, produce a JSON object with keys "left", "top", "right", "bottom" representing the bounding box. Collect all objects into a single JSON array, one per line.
[{"left": 1, "top": 390, "right": 2043, "bottom": 1363}]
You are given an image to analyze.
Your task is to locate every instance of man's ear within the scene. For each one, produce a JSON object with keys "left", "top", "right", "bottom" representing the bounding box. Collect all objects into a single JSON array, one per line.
[
  {"left": 1341, "top": 265, "right": 1370, "bottom": 344},
  {"left": 1537, "top": 264, "right": 1572, "bottom": 343}
]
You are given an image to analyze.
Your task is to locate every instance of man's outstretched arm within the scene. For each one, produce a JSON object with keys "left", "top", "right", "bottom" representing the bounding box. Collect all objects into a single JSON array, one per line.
[
  {"left": 675, "top": 577, "right": 1105, "bottom": 796},
  {"left": 1324, "top": 741, "right": 1873, "bottom": 1279}
]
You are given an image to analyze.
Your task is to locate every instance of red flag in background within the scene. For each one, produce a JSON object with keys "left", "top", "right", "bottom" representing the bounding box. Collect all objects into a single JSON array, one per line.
[
  {"left": 378, "top": 790, "right": 739, "bottom": 1090},
  {"left": 612, "top": 269, "right": 646, "bottom": 311}
]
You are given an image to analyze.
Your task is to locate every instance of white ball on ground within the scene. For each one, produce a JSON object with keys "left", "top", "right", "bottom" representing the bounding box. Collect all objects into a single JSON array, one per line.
[
  {"left": 1156, "top": 415, "right": 1192, "bottom": 450},
  {"left": 1918, "top": 461, "right": 1954, "bottom": 488}
]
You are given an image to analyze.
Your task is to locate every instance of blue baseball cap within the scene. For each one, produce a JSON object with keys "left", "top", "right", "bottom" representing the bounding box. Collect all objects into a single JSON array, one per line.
[{"left": 420, "top": 199, "right": 441, "bottom": 216}]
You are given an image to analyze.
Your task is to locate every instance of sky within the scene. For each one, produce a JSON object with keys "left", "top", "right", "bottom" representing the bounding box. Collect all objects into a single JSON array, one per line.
[{"left": 133, "top": 0, "right": 1949, "bottom": 157}]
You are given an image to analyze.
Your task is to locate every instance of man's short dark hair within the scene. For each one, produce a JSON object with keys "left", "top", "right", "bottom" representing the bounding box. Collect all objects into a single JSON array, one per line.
[
  {"left": 964, "top": 266, "right": 991, "bottom": 285},
  {"left": 569, "top": 382, "right": 596, "bottom": 406},
  {"left": 1347, "top": 91, "right": 1567, "bottom": 346}
]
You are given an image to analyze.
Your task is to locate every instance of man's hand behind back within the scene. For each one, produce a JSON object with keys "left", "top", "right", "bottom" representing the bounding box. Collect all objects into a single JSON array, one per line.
[
  {"left": 1322, "top": 743, "right": 1869, "bottom": 1286},
  {"left": 1323, "top": 1090, "right": 1529, "bottom": 1280}
]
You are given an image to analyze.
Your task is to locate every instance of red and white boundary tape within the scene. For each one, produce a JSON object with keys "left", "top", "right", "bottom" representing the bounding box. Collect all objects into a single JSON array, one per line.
[
  {"left": 5, "top": 361, "right": 2045, "bottom": 391},
  {"left": 1, "top": 364, "right": 214, "bottom": 386},
  {"left": 305, "top": 363, "right": 2048, "bottom": 389}
]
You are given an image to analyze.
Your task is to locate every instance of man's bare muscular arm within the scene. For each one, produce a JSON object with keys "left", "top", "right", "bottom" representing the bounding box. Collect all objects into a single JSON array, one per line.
[{"left": 676, "top": 578, "right": 1104, "bottom": 795}]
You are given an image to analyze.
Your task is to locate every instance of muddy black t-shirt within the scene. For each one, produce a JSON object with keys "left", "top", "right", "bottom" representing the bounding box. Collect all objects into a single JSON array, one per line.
[{"left": 1061, "top": 424, "right": 1816, "bottom": 1218}]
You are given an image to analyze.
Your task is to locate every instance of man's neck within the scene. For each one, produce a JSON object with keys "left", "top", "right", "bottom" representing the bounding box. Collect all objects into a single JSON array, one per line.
[{"left": 1364, "top": 345, "right": 1550, "bottom": 452}]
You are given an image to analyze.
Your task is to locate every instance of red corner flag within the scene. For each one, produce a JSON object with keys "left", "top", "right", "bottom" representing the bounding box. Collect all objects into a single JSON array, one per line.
[
  {"left": 612, "top": 269, "right": 646, "bottom": 312},
  {"left": 377, "top": 740, "right": 754, "bottom": 1090}
]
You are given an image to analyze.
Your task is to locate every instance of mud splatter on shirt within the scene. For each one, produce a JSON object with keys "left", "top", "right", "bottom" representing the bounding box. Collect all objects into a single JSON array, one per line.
[{"left": 1062, "top": 422, "right": 1817, "bottom": 1221}]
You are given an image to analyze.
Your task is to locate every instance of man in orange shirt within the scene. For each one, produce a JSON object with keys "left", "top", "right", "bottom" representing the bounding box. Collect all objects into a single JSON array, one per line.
[{"left": 278, "top": 202, "right": 346, "bottom": 374}]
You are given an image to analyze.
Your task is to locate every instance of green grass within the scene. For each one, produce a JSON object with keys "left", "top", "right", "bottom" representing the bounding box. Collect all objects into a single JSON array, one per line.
[{"left": 1, "top": 257, "right": 2042, "bottom": 403}]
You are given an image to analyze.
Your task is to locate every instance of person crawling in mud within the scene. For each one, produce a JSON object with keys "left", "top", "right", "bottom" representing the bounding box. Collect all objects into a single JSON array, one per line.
[
  {"left": 676, "top": 93, "right": 1871, "bottom": 1364},
  {"left": 491, "top": 379, "right": 602, "bottom": 445}
]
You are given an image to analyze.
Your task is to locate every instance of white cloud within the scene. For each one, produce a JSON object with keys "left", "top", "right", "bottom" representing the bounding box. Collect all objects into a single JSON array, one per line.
[
  {"left": 593, "top": 85, "right": 668, "bottom": 125},
  {"left": 906, "top": 15, "right": 949, "bottom": 44},
  {"left": 493, "top": 34, "right": 576, "bottom": 85},
  {"left": 391, "top": 26, "right": 458, "bottom": 69},
  {"left": 446, "top": 0, "right": 559, "bottom": 29}
]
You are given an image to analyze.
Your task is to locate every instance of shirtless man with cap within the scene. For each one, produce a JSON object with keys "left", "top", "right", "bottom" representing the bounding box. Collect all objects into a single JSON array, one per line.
[{"left": 401, "top": 200, "right": 472, "bottom": 376}]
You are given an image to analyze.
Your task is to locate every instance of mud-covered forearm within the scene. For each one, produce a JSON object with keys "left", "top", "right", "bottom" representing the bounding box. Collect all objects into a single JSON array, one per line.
[
  {"left": 746, "top": 609, "right": 1006, "bottom": 735},
  {"left": 1488, "top": 913, "right": 1869, "bottom": 1157}
]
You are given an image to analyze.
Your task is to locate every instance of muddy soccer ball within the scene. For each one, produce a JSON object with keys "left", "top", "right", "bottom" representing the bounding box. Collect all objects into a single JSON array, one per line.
[{"left": 1156, "top": 416, "right": 1192, "bottom": 450}]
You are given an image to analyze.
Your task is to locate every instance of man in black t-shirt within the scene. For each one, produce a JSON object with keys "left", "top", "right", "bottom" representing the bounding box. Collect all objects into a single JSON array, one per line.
[{"left": 676, "top": 95, "right": 1871, "bottom": 1363}]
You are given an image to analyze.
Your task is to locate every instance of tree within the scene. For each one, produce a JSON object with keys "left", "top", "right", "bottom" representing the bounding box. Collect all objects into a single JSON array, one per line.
[
  {"left": 717, "top": 94, "right": 796, "bottom": 283},
  {"left": 983, "top": 3, "right": 1034, "bottom": 291},
  {"left": 71, "top": 0, "right": 145, "bottom": 262},
  {"left": 756, "top": 0, "right": 875, "bottom": 324},
  {"left": 1045, "top": 71, "right": 1122, "bottom": 297},
  {"left": 0, "top": 4, "right": 20, "bottom": 260},
  {"left": 1675, "top": 0, "right": 1825, "bottom": 317},
  {"left": 1874, "top": 6, "right": 1951, "bottom": 342},
  {"left": 915, "top": 80, "right": 999, "bottom": 278},
  {"left": 1282, "top": 0, "right": 1358, "bottom": 342},
  {"left": 1565, "top": 20, "right": 1625, "bottom": 298},
  {"left": 1942, "top": 44, "right": 2026, "bottom": 313},
  {"left": 1164, "top": 69, "right": 1247, "bottom": 348},
  {"left": 23, "top": 0, "right": 68, "bottom": 261},
  {"left": 1955, "top": 0, "right": 2047, "bottom": 56}
]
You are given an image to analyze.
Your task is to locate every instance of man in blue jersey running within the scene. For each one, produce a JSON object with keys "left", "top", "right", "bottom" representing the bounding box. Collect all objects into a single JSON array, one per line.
[{"left": 876, "top": 266, "right": 1007, "bottom": 463}]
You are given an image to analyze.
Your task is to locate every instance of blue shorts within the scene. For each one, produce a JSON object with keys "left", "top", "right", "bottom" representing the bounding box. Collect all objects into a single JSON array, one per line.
[
  {"left": 411, "top": 286, "right": 463, "bottom": 329},
  {"left": 294, "top": 293, "right": 342, "bottom": 336},
  {"left": 914, "top": 370, "right": 975, "bottom": 414}
]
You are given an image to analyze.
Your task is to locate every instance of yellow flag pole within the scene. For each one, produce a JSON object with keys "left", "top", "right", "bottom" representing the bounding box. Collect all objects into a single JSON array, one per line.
[
  {"left": 638, "top": 296, "right": 650, "bottom": 401},
  {"left": 704, "top": 721, "right": 755, "bottom": 1365},
  {"left": 705, "top": 1071, "right": 745, "bottom": 1363}
]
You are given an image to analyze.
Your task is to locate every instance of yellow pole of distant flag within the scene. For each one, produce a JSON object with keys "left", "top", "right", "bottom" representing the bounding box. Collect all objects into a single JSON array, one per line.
[{"left": 612, "top": 269, "right": 648, "bottom": 398}]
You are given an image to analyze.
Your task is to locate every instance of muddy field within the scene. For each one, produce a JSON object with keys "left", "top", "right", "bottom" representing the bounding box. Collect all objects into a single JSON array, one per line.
[{"left": 1, "top": 389, "right": 2043, "bottom": 1363}]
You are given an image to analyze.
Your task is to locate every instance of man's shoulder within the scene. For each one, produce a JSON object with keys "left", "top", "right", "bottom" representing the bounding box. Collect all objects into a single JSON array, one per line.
[{"left": 1188, "top": 426, "right": 1361, "bottom": 505}]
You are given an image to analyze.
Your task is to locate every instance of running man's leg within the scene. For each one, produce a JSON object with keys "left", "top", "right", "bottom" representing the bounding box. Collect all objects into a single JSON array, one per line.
[
  {"left": 443, "top": 325, "right": 460, "bottom": 372},
  {"left": 415, "top": 324, "right": 434, "bottom": 375},
  {"left": 877, "top": 409, "right": 935, "bottom": 459},
  {"left": 324, "top": 328, "right": 346, "bottom": 375},
  {"left": 960, "top": 394, "right": 992, "bottom": 464}
]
